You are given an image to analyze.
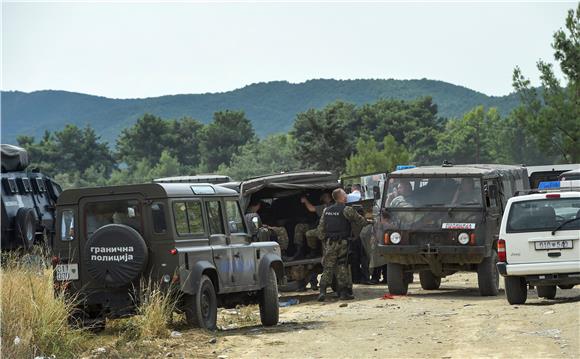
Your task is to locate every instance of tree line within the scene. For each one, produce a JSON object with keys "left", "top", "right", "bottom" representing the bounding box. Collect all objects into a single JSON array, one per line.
[{"left": 16, "top": 4, "right": 579, "bottom": 189}]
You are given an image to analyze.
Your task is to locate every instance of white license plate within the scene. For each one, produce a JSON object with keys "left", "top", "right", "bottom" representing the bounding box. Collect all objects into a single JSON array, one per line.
[
  {"left": 534, "top": 240, "right": 573, "bottom": 250},
  {"left": 55, "top": 264, "right": 79, "bottom": 281}
]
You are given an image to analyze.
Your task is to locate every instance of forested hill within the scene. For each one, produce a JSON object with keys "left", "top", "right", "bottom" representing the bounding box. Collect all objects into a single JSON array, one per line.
[{"left": 1, "top": 79, "right": 520, "bottom": 144}]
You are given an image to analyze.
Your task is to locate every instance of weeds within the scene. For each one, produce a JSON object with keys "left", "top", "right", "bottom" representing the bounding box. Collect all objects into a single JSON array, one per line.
[{"left": 0, "top": 254, "right": 88, "bottom": 358}]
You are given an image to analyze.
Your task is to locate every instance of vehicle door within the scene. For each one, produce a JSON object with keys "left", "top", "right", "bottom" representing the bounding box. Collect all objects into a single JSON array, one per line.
[
  {"left": 204, "top": 199, "right": 233, "bottom": 290},
  {"left": 224, "top": 199, "right": 257, "bottom": 287},
  {"left": 484, "top": 179, "right": 503, "bottom": 242},
  {"left": 78, "top": 195, "right": 144, "bottom": 289}
]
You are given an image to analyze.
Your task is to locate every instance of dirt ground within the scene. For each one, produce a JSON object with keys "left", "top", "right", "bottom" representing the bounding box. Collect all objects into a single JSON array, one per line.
[
  {"left": 208, "top": 273, "right": 580, "bottom": 359},
  {"left": 91, "top": 273, "right": 580, "bottom": 359}
]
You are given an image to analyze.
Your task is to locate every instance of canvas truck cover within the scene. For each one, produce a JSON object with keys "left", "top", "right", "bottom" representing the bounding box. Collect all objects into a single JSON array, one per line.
[{"left": 1, "top": 144, "right": 29, "bottom": 172}]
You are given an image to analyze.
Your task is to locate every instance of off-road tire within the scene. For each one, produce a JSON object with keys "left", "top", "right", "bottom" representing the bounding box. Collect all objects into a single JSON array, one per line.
[
  {"left": 387, "top": 263, "right": 408, "bottom": 295},
  {"left": 537, "top": 285, "right": 557, "bottom": 299},
  {"left": 504, "top": 276, "right": 527, "bottom": 305},
  {"left": 184, "top": 275, "right": 217, "bottom": 330},
  {"left": 419, "top": 271, "right": 441, "bottom": 290},
  {"left": 477, "top": 251, "right": 499, "bottom": 296},
  {"left": 259, "top": 268, "right": 279, "bottom": 326},
  {"left": 558, "top": 284, "right": 574, "bottom": 290}
]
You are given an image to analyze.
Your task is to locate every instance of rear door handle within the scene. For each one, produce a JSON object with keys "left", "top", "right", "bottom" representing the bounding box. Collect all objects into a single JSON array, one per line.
[
  {"left": 214, "top": 255, "right": 221, "bottom": 259},
  {"left": 548, "top": 252, "right": 561, "bottom": 258},
  {"left": 234, "top": 252, "right": 241, "bottom": 258}
]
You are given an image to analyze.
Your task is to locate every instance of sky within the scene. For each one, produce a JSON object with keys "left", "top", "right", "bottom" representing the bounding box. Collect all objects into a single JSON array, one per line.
[{"left": 1, "top": 1, "right": 575, "bottom": 99}]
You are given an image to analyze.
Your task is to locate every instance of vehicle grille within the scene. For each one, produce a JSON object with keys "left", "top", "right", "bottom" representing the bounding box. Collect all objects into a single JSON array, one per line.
[{"left": 408, "top": 232, "right": 455, "bottom": 246}]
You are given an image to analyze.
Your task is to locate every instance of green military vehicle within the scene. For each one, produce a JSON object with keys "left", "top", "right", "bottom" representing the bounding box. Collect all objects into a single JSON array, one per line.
[
  {"left": 51, "top": 182, "right": 283, "bottom": 330},
  {"left": 374, "top": 164, "right": 529, "bottom": 296},
  {"left": 222, "top": 171, "right": 340, "bottom": 291}
]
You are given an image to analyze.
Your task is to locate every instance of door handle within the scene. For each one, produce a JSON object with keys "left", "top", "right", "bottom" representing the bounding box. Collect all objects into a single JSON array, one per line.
[
  {"left": 214, "top": 255, "right": 221, "bottom": 259},
  {"left": 234, "top": 252, "right": 241, "bottom": 258}
]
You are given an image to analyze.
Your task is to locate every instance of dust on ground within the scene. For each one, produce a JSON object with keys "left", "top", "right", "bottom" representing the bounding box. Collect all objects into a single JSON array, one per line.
[{"left": 91, "top": 273, "right": 580, "bottom": 358}]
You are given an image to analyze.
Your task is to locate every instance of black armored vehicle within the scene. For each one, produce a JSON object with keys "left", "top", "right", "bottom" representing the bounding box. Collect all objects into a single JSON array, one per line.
[
  {"left": 375, "top": 164, "right": 529, "bottom": 296},
  {"left": 1, "top": 144, "right": 61, "bottom": 250},
  {"left": 51, "top": 182, "right": 283, "bottom": 330}
]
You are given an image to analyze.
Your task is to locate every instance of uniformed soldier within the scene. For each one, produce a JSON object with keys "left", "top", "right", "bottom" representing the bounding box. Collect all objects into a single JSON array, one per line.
[
  {"left": 294, "top": 193, "right": 333, "bottom": 259},
  {"left": 317, "top": 188, "right": 369, "bottom": 301},
  {"left": 246, "top": 200, "right": 290, "bottom": 253}
]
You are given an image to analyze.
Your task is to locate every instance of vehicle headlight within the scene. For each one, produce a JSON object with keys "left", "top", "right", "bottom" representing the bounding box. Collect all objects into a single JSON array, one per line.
[
  {"left": 390, "top": 232, "right": 402, "bottom": 244},
  {"left": 458, "top": 232, "right": 470, "bottom": 245}
]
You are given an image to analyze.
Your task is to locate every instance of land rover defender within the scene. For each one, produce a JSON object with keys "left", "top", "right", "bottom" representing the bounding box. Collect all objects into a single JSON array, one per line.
[{"left": 51, "top": 182, "right": 283, "bottom": 330}]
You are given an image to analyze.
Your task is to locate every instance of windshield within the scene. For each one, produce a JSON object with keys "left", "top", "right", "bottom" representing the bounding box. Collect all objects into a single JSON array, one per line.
[
  {"left": 385, "top": 177, "right": 483, "bottom": 208},
  {"left": 507, "top": 197, "right": 580, "bottom": 233}
]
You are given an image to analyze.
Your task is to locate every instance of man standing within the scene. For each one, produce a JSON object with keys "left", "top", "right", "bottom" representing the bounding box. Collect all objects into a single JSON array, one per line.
[
  {"left": 294, "top": 192, "right": 333, "bottom": 258},
  {"left": 317, "top": 188, "right": 369, "bottom": 301}
]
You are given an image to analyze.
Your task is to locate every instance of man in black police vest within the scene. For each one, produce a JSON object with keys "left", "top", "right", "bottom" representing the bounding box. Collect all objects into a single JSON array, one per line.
[{"left": 317, "top": 188, "right": 369, "bottom": 301}]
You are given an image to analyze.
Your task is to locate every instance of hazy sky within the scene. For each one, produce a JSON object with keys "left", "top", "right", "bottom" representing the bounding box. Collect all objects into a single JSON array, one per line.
[{"left": 1, "top": 1, "right": 574, "bottom": 98}]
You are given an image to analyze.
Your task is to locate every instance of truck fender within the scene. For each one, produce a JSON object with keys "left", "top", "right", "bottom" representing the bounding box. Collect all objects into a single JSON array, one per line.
[
  {"left": 258, "top": 252, "right": 284, "bottom": 288},
  {"left": 181, "top": 260, "right": 219, "bottom": 295}
]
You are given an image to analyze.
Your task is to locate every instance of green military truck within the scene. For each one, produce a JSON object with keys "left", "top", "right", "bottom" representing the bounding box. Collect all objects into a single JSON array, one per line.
[
  {"left": 51, "top": 182, "right": 283, "bottom": 330},
  {"left": 374, "top": 164, "right": 529, "bottom": 296}
]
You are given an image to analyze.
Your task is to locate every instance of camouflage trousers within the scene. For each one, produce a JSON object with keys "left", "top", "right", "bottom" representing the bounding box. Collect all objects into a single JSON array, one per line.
[
  {"left": 268, "top": 226, "right": 289, "bottom": 251},
  {"left": 319, "top": 239, "right": 351, "bottom": 290},
  {"left": 294, "top": 223, "right": 321, "bottom": 249}
]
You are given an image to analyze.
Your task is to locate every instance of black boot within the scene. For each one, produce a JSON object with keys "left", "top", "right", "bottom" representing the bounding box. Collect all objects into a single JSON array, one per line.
[
  {"left": 317, "top": 285, "right": 327, "bottom": 302},
  {"left": 339, "top": 289, "right": 355, "bottom": 300}
]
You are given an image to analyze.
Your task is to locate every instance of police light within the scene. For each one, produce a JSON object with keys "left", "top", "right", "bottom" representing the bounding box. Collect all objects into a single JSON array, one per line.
[
  {"left": 538, "top": 181, "right": 560, "bottom": 189},
  {"left": 396, "top": 165, "right": 416, "bottom": 171}
]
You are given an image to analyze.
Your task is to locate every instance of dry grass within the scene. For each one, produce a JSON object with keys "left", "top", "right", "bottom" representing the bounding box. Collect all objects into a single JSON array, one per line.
[
  {"left": 0, "top": 254, "right": 88, "bottom": 358},
  {"left": 218, "top": 304, "right": 261, "bottom": 329}
]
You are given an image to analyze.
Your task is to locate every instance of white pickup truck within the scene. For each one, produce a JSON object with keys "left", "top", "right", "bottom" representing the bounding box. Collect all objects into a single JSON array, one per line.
[{"left": 497, "top": 189, "right": 580, "bottom": 304}]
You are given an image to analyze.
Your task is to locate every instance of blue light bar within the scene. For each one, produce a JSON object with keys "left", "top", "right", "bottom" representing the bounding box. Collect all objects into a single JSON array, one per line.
[
  {"left": 538, "top": 181, "right": 561, "bottom": 189},
  {"left": 396, "top": 165, "right": 416, "bottom": 171}
]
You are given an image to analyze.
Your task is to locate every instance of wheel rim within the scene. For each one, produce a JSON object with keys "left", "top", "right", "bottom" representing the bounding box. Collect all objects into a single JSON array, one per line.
[{"left": 201, "top": 288, "right": 211, "bottom": 321}]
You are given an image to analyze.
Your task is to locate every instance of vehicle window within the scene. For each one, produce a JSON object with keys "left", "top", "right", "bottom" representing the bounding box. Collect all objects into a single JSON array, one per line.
[
  {"left": 173, "top": 201, "right": 205, "bottom": 235},
  {"left": 60, "top": 209, "right": 74, "bottom": 241},
  {"left": 86, "top": 200, "right": 142, "bottom": 236},
  {"left": 206, "top": 201, "right": 225, "bottom": 235},
  {"left": 507, "top": 198, "right": 580, "bottom": 233},
  {"left": 151, "top": 203, "right": 167, "bottom": 234},
  {"left": 385, "top": 177, "right": 482, "bottom": 208},
  {"left": 225, "top": 200, "right": 246, "bottom": 234}
]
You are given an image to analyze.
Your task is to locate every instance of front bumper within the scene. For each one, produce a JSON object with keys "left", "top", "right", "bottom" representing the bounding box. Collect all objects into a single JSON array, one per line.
[{"left": 376, "top": 244, "right": 486, "bottom": 256}]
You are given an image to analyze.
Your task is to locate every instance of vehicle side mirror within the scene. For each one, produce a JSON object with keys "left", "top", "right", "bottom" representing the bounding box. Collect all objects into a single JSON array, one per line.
[{"left": 228, "top": 220, "right": 238, "bottom": 233}]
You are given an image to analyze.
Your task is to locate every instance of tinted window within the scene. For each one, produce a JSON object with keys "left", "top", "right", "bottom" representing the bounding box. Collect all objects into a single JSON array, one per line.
[
  {"left": 173, "top": 201, "right": 205, "bottom": 235},
  {"left": 86, "top": 200, "right": 141, "bottom": 236},
  {"left": 507, "top": 198, "right": 580, "bottom": 233},
  {"left": 206, "top": 201, "right": 225, "bottom": 235},
  {"left": 225, "top": 200, "right": 245, "bottom": 233},
  {"left": 151, "top": 203, "right": 167, "bottom": 234}
]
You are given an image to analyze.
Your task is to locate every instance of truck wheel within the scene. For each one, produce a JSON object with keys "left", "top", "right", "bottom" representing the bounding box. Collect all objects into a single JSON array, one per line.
[
  {"left": 387, "top": 263, "right": 408, "bottom": 295},
  {"left": 477, "top": 251, "right": 499, "bottom": 296},
  {"left": 558, "top": 284, "right": 574, "bottom": 290},
  {"left": 537, "top": 285, "right": 557, "bottom": 299},
  {"left": 504, "top": 276, "right": 527, "bottom": 305},
  {"left": 16, "top": 208, "right": 36, "bottom": 249},
  {"left": 259, "top": 268, "right": 279, "bottom": 326},
  {"left": 419, "top": 271, "right": 441, "bottom": 290},
  {"left": 184, "top": 275, "right": 217, "bottom": 330}
]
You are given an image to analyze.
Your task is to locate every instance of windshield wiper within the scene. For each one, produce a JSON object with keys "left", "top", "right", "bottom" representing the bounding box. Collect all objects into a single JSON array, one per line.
[
  {"left": 460, "top": 202, "right": 480, "bottom": 206},
  {"left": 551, "top": 217, "right": 580, "bottom": 235},
  {"left": 424, "top": 203, "right": 445, "bottom": 207}
]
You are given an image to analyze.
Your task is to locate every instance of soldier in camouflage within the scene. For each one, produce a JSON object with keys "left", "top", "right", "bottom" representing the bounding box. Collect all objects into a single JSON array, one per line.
[
  {"left": 246, "top": 200, "right": 290, "bottom": 253},
  {"left": 317, "top": 188, "right": 369, "bottom": 301}
]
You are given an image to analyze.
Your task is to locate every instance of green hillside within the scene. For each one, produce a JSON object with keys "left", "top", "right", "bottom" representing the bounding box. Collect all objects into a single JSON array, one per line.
[{"left": 1, "top": 79, "right": 520, "bottom": 144}]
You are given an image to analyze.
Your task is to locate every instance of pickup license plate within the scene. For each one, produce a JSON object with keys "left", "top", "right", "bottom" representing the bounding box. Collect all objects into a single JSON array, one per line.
[
  {"left": 55, "top": 264, "right": 79, "bottom": 281},
  {"left": 534, "top": 240, "right": 573, "bottom": 250}
]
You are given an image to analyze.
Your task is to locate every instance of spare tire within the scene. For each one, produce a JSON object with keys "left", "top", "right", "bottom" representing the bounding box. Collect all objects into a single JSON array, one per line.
[
  {"left": 84, "top": 224, "right": 148, "bottom": 287},
  {"left": 16, "top": 208, "right": 36, "bottom": 249}
]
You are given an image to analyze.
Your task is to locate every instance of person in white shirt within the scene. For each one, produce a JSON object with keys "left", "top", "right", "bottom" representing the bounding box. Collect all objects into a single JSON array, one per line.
[{"left": 346, "top": 184, "right": 362, "bottom": 203}]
